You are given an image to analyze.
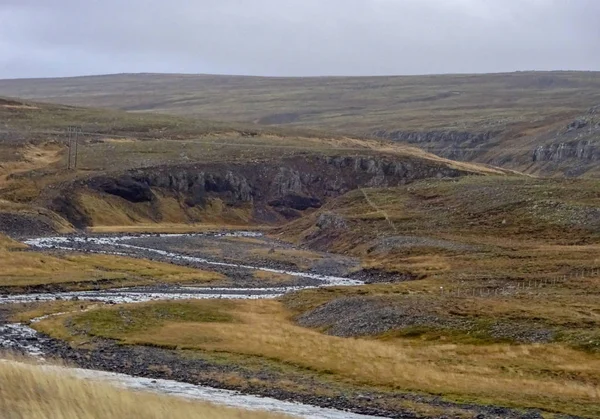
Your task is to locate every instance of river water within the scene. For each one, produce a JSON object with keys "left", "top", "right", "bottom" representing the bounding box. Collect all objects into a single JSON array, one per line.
[{"left": 1, "top": 233, "right": 378, "bottom": 419}]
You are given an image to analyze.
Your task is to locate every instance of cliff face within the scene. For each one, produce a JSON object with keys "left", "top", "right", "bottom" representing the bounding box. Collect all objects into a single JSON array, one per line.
[
  {"left": 532, "top": 107, "right": 600, "bottom": 163},
  {"left": 373, "top": 105, "right": 600, "bottom": 177},
  {"left": 533, "top": 141, "right": 600, "bottom": 163},
  {"left": 372, "top": 130, "right": 500, "bottom": 161},
  {"left": 52, "top": 155, "right": 470, "bottom": 227}
]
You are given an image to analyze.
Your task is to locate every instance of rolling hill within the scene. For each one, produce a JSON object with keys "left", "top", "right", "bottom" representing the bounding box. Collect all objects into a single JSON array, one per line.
[{"left": 1, "top": 71, "right": 600, "bottom": 176}]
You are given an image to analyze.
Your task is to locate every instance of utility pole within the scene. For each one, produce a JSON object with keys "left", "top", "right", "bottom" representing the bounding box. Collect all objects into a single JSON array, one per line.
[
  {"left": 74, "top": 127, "right": 79, "bottom": 169},
  {"left": 66, "top": 126, "right": 81, "bottom": 170},
  {"left": 67, "top": 126, "right": 72, "bottom": 170}
]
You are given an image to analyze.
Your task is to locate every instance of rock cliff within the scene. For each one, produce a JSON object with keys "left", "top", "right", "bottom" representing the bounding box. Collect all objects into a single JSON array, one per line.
[{"left": 51, "top": 154, "right": 471, "bottom": 227}]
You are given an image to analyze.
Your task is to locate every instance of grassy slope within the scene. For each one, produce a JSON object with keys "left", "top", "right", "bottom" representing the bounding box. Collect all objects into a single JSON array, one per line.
[
  {"left": 0, "top": 360, "right": 289, "bottom": 419},
  {"left": 279, "top": 176, "right": 600, "bottom": 291},
  {"left": 35, "top": 299, "right": 600, "bottom": 417},
  {"left": 0, "top": 234, "right": 223, "bottom": 291}
]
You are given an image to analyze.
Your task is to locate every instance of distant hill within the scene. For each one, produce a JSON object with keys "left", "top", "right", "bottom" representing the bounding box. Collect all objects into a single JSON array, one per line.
[{"left": 1, "top": 71, "right": 600, "bottom": 176}]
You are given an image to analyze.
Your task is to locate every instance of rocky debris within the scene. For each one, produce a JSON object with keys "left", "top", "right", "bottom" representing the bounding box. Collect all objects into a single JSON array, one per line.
[
  {"left": 298, "top": 296, "right": 555, "bottom": 344},
  {"left": 527, "top": 200, "right": 600, "bottom": 230},
  {"left": 0, "top": 232, "right": 576, "bottom": 418},
  {"left": 297, "top": 297, "right": 462, "bottom": 337},
  {"left": 0, "top": 212, "right": 62, "bottom": 238},
  {"left": 126, "top": 233, "right": 360, "bottom": 278},
  {"left": 489, "top": 322, "right": 554, "bottom": 344},
  {"left": 349, "top": 268, "right": 419, "bottom": 284},
  {"left": 15, "top": 232, "right": 362, "bottom": 290},
  {"left": 567, "top": 119, "right": 588, "bottom": 132},
  {"left": 316, "top": 212, "right": 348, "bottom": 230},
  {"left": 368, "top": 236, "right": 478, "bottom": 253}
]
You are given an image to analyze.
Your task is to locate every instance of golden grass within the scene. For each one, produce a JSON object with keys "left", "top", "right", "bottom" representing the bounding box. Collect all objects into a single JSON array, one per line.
[
  {"left": 0, "top": 143, "right": 63, "bottom": 186},
  {"left": 0, "top": 360, "right": 289, "bottom": 419},
  {"left": 76, "top": 191, "right": 257, "bottom": 228},
  {"left": 37, "top": 299, "right": 600, "bottom": 417},
  {"left": 0, "top": 234, "right": 26, "bottom": 250},
  {"left": 0, "top": 246, "right": 223, "bottom": 288}
]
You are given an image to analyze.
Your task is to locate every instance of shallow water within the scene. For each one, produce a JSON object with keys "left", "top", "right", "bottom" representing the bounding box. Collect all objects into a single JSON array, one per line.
[
  {"left": 4, "top": 232, "right": 362, "bottom": 305},
  {"left": 25, "top": 233, "right": 364, "bottom": 287},
  {"left": 0, "top": 233, "right": 379, "bottom": 419}
]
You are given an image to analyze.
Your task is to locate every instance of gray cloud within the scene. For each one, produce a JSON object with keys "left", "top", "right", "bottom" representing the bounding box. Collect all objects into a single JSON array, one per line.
[{"left": 0, "top": 0, "right": 598, "bottom": 78}]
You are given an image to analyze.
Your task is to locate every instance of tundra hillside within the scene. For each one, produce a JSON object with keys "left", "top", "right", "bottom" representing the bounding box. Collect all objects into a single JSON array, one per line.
[{"left": 2, "top": 71, "right": 600, "bottom": 176}]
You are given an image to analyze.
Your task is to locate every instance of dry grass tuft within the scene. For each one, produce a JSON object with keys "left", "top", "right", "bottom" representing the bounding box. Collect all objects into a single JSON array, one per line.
[
  {"left": 0, "top": 234, "right": 26, "bottom": 251},
  {"left": 0, "top": 360, "right": 289, "bottom": 419}
]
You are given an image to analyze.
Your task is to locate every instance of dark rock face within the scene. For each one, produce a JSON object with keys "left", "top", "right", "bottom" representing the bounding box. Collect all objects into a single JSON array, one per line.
[
  {"left": 49, "top": 194, "right": 91, "bottom": 230},
  {"left": 371, "top": 109, "right": 600, "bottom": 177},
  {"left": 268, "top": 194, "right": 322, "bottom": 211},
  {"left": 56, "top": 154, "right": 468, "bottom": 227},
  {"left": 88, "top": 176, "right": 155, "bottom": 203}
]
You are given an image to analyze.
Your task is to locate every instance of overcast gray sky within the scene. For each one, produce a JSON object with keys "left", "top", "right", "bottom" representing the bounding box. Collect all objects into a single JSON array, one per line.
[{"left": 0, "top": 0, "right": 598, "bottom": 79}]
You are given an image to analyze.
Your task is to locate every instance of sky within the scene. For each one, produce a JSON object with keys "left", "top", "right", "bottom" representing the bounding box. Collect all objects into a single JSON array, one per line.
[{"left": 0, "top": 0, "right": 598, "bottom": 79}]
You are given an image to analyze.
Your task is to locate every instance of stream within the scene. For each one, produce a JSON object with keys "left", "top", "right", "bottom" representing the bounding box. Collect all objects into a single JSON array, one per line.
[{"left": 0, "top": 233, "right": 378, "bottom": 419}]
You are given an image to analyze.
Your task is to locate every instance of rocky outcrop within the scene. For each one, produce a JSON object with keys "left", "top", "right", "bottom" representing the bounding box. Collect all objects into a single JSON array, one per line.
[
  {"left": 372, "top": 130, "right": 499, "bottom": 161},
  {"left": 532, "top": 141, "right": 600, "bottom": 163},
  {"left": 53, "top": 154, "right": 470, "bottom": 227},
  {"left": 531, "top": 105, "right": 600, "bottom": 168},
  {"left": 315, "top": 212, "right": 348, "bottom": 230}
]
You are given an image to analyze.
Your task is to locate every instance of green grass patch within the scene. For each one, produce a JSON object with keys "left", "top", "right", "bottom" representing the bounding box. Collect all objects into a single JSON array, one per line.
[{"left": 70, "top": 300, "right": 236, "bottom": 338}]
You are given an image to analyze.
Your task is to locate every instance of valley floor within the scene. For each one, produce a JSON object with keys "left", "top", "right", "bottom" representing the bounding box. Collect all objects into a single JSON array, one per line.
[{"left": 1, "top": 232, "right": 598, "bottom": 418}]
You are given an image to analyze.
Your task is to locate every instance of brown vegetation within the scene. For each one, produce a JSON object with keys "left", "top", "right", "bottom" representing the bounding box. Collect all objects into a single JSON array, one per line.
[
  {"left": 0, "top": 234, "right": 223, "bottom": 291},
  {"left": 0, "top": 360, "right": 289, "bottom": 419},
  {"left": 35, "top": 299, "right": 600, "bottom": 417}
]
